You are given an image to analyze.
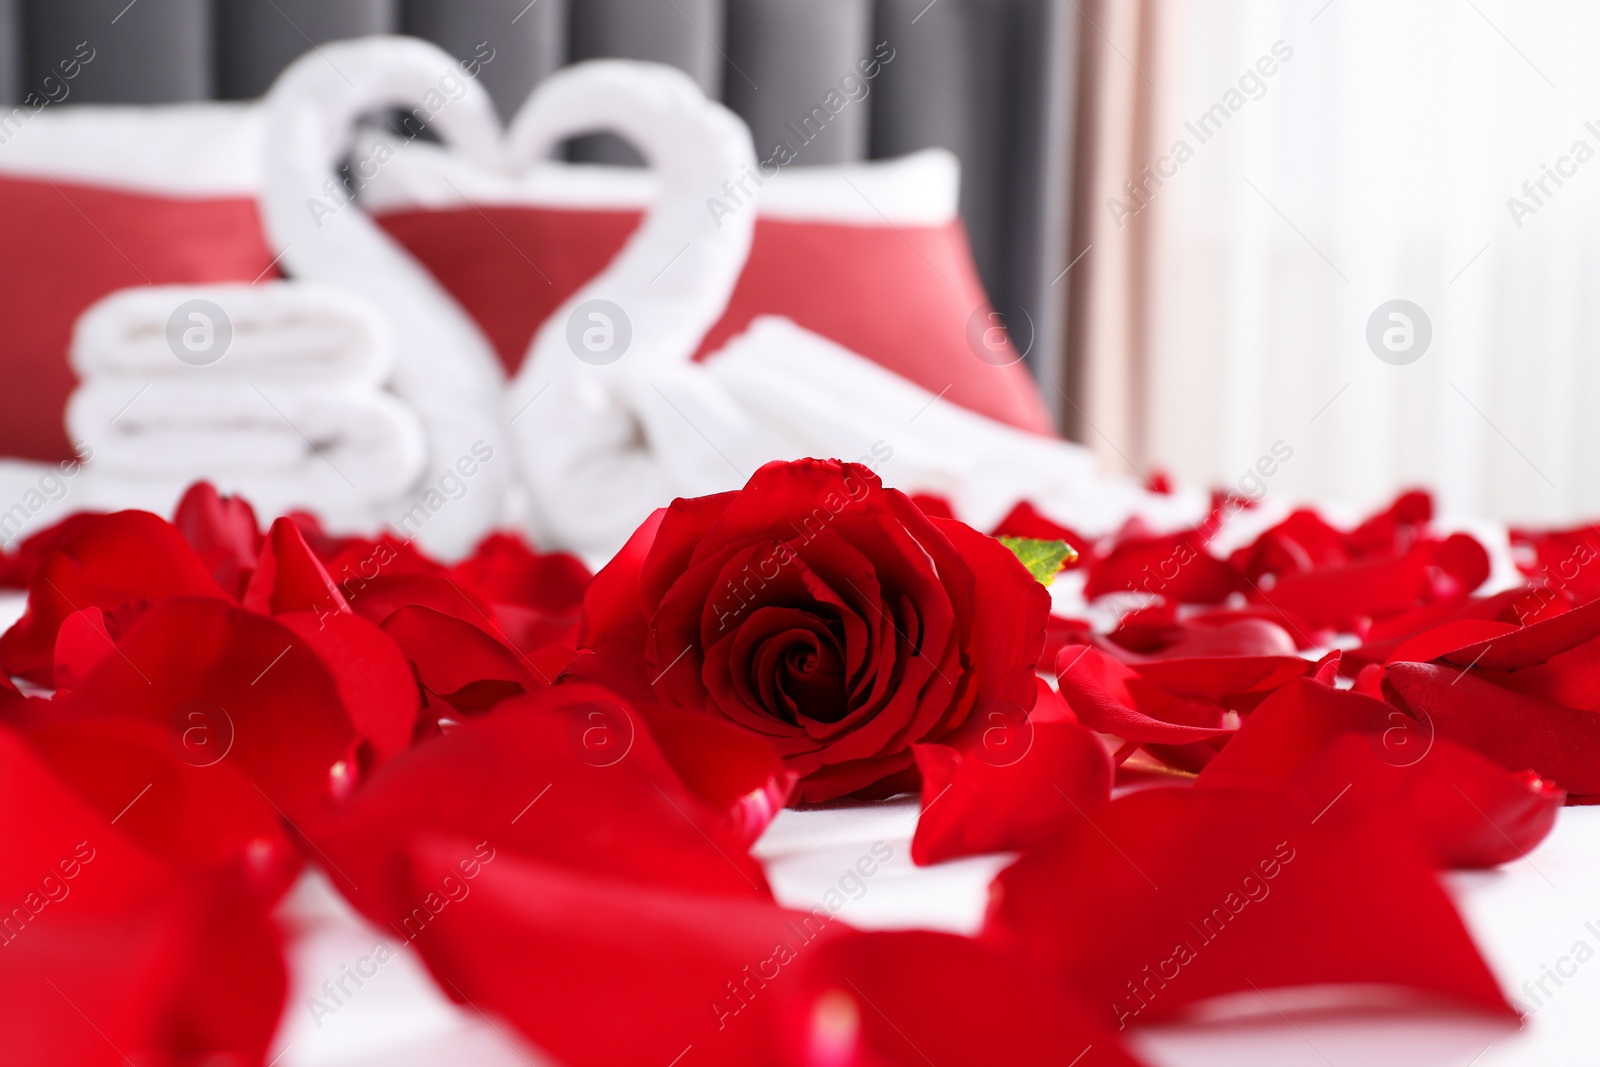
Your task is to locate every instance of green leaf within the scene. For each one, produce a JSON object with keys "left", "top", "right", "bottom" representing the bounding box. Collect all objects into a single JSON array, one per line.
[{"left": 998, "top": 536, "right": 1078, "bottom": 587}]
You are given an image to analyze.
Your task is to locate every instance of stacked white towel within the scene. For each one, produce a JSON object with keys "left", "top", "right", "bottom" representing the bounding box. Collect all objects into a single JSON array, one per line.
[{"left": 66, "top": 282, "right": 428, "bottom": 530}]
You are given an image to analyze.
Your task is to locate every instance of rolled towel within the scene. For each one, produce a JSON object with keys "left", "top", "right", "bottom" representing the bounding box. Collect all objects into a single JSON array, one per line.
[
  {"left": 69, "top": 378, "right": 425, "bottom": 495},
  {"left": 65, "top": 280, "right": 429, "bottom": 530},
  {"left": 69, "top": 281, "right": 394, "bottom": 387}
]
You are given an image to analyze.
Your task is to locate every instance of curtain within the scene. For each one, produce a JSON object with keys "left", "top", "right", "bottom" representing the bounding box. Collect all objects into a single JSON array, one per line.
[
  {"left": 1073, "top": 0, "right": 1600, "bottom": 524},
  {"left": 1065, "top": 0, "right": 1154, "bottom": 475}
]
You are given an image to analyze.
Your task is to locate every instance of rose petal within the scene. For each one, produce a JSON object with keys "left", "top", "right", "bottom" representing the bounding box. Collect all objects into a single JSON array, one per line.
[
  {"left": 241, "top": 516, "right": 351, "bottom": 619},
  {"left": 307, "top": 685, "right": 771, "bottom": 935},
  {"left": 1258, "top": 533, "right": 1490, "bottom": 633},
  {"left": 1197, "top": 679, "right": 1563, "bottom": 867},
  {"left": 982, "top": 787, "right": 1516, "bottom": 1027},
  {"left": 911, "top": 715, "right": 1113, "bottom": 865},
  {"left": 1384, "top": 662, "right": 1600, "bottom": 796},
  {"left": 381, "top": 604, "right": 543, "bottom": 715},
  {"left": 173, "top": 482, "right": 262, "bottom": 599},
  {"left": 450, "top": 531, "right": 589, "bottom": 604},
  {"left": 403, "top": 838, "right": 839, "bottom": 1067},
  {"left": 0, "top": 511, "right": 103, "bottom": 591},
  {"left": 1085, "top": 532, "right": 1240, "bottom": 604},
  {"left": 1056, "top": 647, "right": 1243, "bottom": 746},
  {"left": 61, "top": 598, "right": 363, "bottom": 823},
  {"left": 279, "top": 609, "right": 419, "bottom": 759},
  {"left": 637, "top": 703, "right": 796, "bottom": 847},
  {"left": 1288, "top": 735, "right": 1562, "bottom": 869},
  {"left": 0, "top": 511, "right": 229, "bottom": 685},
  {"left": 26, "top": 717, "right": 299, "bottom": 901},
  {"left": 776, "top": 931, "right": 1147, "bottom": 1067},
  {"left": 0, "top": 724, "right": 285, "bottom": 1064},
  {"left": 52, "top": 607, "right": 113, "bottom": 693}
]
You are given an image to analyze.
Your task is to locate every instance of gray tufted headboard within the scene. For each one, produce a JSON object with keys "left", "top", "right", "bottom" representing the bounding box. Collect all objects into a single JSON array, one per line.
[{"left": 3, "top": 0, "right": 1074, "bottom": 412}]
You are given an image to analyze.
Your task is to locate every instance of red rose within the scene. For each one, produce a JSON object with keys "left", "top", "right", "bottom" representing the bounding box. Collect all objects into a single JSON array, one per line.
[{"left": 570, "top": 459, "right": 1050, "bottom": 802}]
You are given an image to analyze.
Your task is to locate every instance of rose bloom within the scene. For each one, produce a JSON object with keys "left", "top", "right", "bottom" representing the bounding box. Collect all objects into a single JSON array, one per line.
[{"left": 570, "top": 459, "right": 1049, "bottom": 802}]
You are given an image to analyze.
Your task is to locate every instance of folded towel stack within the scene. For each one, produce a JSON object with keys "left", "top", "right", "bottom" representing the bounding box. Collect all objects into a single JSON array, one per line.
[{"left": 66, "top": 282, "right": 428, "bottom": 531}]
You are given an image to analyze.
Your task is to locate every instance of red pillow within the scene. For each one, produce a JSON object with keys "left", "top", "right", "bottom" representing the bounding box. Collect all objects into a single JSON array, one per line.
[
  {"left": 0, "top": 106, "right": 279, "bottom": 463},
  {"left": 367, "top": 147, "right": 1054, "bottom": 435}
]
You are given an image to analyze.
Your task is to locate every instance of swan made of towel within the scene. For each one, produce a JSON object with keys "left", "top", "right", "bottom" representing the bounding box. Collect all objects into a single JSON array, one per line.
[
  {"left": 499, "top": 59, "right": 1197, "bottom": 557},
  {"left": 256, "top": 40, "right": 1148, "bottom": 558},
  {"left": 259, "top": 37, "right": 515, "bottom": 557},
  {"left": 66, "top": 282, "right": 427, "bottom": 529}
]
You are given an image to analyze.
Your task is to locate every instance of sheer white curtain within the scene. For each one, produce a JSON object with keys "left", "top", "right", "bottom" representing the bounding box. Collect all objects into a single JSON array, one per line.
[{"left": 1098, "top": 0, "right": 1600, "bottom": 523}]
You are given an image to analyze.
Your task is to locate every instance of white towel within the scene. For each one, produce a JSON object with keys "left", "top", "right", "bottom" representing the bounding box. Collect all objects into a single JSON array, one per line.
[
  {"left": 501, "top": 60, "right": 762, "bottom": 555},
  {"left": 497, "top": 62, "right": 1197, "bottom": 559},
  {"left": 70, "top": 282, "right": 392, "bottom": 387},
  {"left": 704, "top": 317, "right": 1202, "bottom": 536},
  {"left": 64, "top": 281, "right": 429, "bottom": 531},
  {"left": 510, "top": 314, "right": 1202, "bottom": 559},
  {"left": 69, "top": 380, "right": 424, "bottom": 493},
  {"left": 260, "top": 37, "right": 515, "bottom": 559}
]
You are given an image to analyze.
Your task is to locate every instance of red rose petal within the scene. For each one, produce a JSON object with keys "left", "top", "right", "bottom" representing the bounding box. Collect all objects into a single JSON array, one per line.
[
  {"left": 51, "top": 607, "right": 113, "bottom": 694},
  {"left": 308, "top": 685, "right": 771, "bottom": 935},
  {"left": 448, "top": 532, "right": 590, "bottom": 652},
  {"left": 279, "top": 609, "right": 419, "bottom": 759},
  {"left": 1436, "top": 594, "right": 1600, "bottom": 674},
  {"left": 1384, "top": 662, "right": 1600, "bottom": 796},
  {"left": 404, "top": 838, "right": 839, "bottom": 1067},
  {"left": 982, "top": 787, "right": 1516, "bottom": 1028},
  {"left": 910, "top": 715, "right": 1113, "bottom": 865},
  {"left": 637, "top": 703, "right": 796, "bottom": 848},
  {"left": 1229, "top": 509, "right": 1350, "bottom": 584},
  {"left": 1340, "top": 588, "right": 1540, "bottom": 674},
  {"left": 241, "top": 516, "right": 351, "bottom": 619},
  {"left": 0, "top": 511, "right": 229, "bottom": 685},
  {"left": 1085, "top": 532, "right": 1240, "bottom": 604},
  {"left": 1288, "top": 735, "right": 1562, "bottom": 869},
  {"left": 1257, "top": 533, "right": 1490, "bottom": 633},
  {"left": 172, "top": 481, "right": 262, "bottom": 599},
  {"left": 1385, "top": 619, "right": 1522, "bottom": 665},
  {"left": 1082, "top": 601, "right": 1301, "bottom": 662},
  {"left": 909, "top": 492, "right": 956, "bottom": 519},
  {"left": 61, "top": 597, "right": 363, "bottom": 823},
  {"left": 381, "top": 604, "right": 544, "bottom": 717},
  {"left": 0, "top": 724, "right": 188, "bottom": 1062},
  {"left": 1347, "top": 489, "right": 1434, "bottom": 557},
  {"left": 0, "top": 725, "right": 285, "bottom": 1064},
  {"left": 1193, "top": 678, "right": 1397, "bottom": 787},
  {"left": 1198, "top": 679, "right": 1563, "bottom": 867},
  {"left": 0, "top": 510, "right": 103, "bottom": 591},
  {"left": 342, "top": 569, "right": 499, "bottom": 632},
  {"left": 1508, "top": 522, "right": 1600, "bottom": 601},
  {"left": 26, "top": 717, "right": 300, "bottom": 901},
  {"left": 776, "top": 931, "right": 1147, "bottom": 1067},
  {"left": 1056, "top": 646, "right": 1330, "bottom": 757}
]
